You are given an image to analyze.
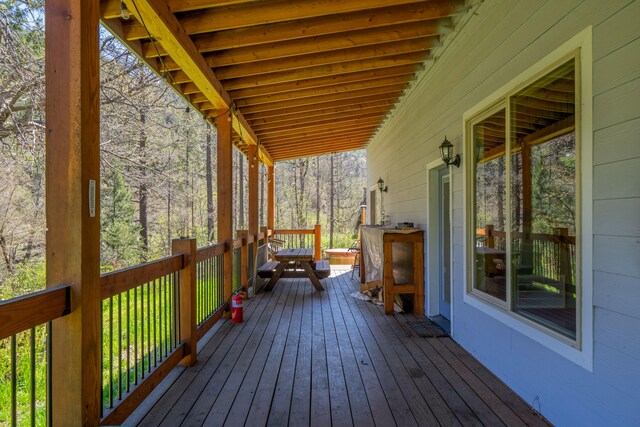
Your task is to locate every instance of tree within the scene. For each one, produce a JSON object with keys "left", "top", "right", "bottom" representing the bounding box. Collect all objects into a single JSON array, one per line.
[{"left": 101, "top": 168, "right": 142, "bottom": 269}]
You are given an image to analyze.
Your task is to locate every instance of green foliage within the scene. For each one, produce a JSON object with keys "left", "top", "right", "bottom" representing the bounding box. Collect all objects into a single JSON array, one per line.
[
  {"left": 101, "top": 168, "right": 142, "bottom": 269},
  {"left": 0, "top": 260, "right": 45, "bottom": 300}
]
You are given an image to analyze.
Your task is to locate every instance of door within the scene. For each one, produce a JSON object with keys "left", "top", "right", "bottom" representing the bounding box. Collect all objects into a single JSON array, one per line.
[
  {"left": 369, "top": 189, "right": 377, "bottom": 225},
  {"left": 438, "top": 169, "right": 451, "bottom": 319}
]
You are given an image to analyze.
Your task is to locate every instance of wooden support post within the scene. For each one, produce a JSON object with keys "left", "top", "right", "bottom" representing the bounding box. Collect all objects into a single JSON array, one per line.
[
  {"left": 383, "top": 238, "right": 395, "bottom": 315},
  {"left": 45, "top": 0, "right": 101, "bottom": 424},
  {"left": 260, "top": 226, "right": 268, "bottom": 245},
  {"left": 521, "top": 142, "right": 533, "bottom": 265},
  {"left": 485, "top": 224, "right": 495, "bottom": 248},
  {"left": 413, "top": 236, "right": 425, "bottom": 316},
  {"left": 172, "top": 238, "right": 197, "bottom": 366},
  {"left": 554, "top": 227, "right": 572, "bottom": 298},
  {"left": 267, "top": 165, "right": 275, "bottom": 232},
  {"left": 217, "top": 109, "right": 233, "bottom": 305},
  {"left": 237, "top": 231, "right": 249, "bottom": 290},
  {"left": 248, "top": 145, "right": 259, "bottom": 286},
  {"left": 314, "top": 224, "right": 322, "bottom": 261}
]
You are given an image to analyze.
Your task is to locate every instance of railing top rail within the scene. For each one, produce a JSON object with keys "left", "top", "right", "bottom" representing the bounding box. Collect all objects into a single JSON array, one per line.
[
  {"left": 100, "top": 254, "right": 184, "bottom": 300},
  {"left": 197, "top": 242, "right": 225, "bottom": 262},
  {"left": 475, "top": 228, "right": 576, "bottom": 244},
  {"left": 273, "top": 229, "right": 315, "bottom": 235},
  {"left": 233, "top": 238, "right": 243, "bottom": 249},
  {"left": 0, "top": 285, "right": 70, "bottom": 340}
]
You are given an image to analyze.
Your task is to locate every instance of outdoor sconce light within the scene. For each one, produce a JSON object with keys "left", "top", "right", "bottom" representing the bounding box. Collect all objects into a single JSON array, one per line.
[
  {"left": 120, "top": 1, "right": 131, "bottom": 20},
  {"left": 439, "top": 136, "right": 461, "bottom": 167},
  {"left": 377, "top": 178, "right": 388, "bottom": 193}
]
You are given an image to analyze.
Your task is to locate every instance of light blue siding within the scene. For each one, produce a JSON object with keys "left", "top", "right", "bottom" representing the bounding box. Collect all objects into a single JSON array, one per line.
[{"left": 366, "top": 0, "right": 640, "bottom": 425}]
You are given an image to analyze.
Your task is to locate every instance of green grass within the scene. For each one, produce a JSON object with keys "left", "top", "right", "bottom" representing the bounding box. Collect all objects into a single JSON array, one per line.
[
  {"left": 1, "top": 269, "right": 224, "bottom": 424},
  {"left": 0, "top": 326, "right": 48, "bottom": 427}
]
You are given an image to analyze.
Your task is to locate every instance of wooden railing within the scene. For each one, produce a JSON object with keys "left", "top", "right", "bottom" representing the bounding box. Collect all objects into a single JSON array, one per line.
[
  {"left": 0, "top": 285, "right": 71, "bottom": 426},
  {"left": 476, "top": 225, "right": 576, "bottom": 287},
  {"left": 0, "top": 227, "right": 329, "bottom": 426},
  {"left": 99, "top": 229, "right": 272, "bottom": 425}
]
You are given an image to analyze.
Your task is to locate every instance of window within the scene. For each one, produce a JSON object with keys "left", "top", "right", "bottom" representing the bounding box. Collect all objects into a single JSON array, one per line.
[{"left": 467, "top": 56, "right": 580, "bottom": 342}]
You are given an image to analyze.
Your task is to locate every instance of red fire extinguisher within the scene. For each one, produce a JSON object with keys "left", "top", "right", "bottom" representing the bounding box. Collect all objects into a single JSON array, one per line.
[{"left": 231, "top": 293, "right": 243, "bottom": 324}]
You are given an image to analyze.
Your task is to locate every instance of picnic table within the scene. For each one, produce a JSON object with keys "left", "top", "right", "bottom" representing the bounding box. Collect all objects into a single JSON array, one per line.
[{"left": 262, "top": 248, "right": 328, "bottom": 291}]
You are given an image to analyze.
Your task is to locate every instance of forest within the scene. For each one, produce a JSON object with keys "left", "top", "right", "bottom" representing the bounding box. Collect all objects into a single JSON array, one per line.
[{"left": 0, "top": 0, "right": 367, "bottom": 301}]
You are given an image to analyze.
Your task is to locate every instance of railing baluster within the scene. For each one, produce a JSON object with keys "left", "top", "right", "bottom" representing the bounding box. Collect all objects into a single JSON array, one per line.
[
  {"left": 30, "top": 327, "right": 36, "bottom": 427},
  {"left": 134, "top": 286, "right": 138, "bottom": 385},
  {"left": 117, "top": 294, "right": 122, "bottom": 401},
  {"left": 153, "top": 280, "right": 157, "bottom": 368},
  {"left": 126, "top": 290, "right": 130, "bottom": 393},
  {"left": 109, "top": 296, "right": 114, "bottom": 409},
  {"left": 11, "top": 334, "right": 17, "bottom": 427},
  {"left": 146, "top": 282, "right": 150, "bottom": 373}
]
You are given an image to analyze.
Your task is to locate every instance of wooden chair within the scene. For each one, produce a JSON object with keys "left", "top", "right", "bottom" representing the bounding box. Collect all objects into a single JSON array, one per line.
[
  {"left": 267, "top": 237, "right": 285, "bottom": 260},
  {"left": 348, "top": 240, "right": 361, "bottom": 280}
]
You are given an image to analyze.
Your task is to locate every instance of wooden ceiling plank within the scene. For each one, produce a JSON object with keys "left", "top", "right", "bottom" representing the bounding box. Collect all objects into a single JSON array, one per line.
[
  {"left": 263, "top": 132, "right": 375, "bottom": 149},
  {"left": 102, "top": 0, "right": 256, "bottom": 19},
  {"left": 141, "top": 13, "right": 451, "bottom": 58},
  {"left": 120, "top": 0, "right": 265, "bottom": 160},
  {"left": 124, "top": 0, "right": 463, "bottom": 40},
  {"left": 255, "top": 114, "right": 385, "bottom": 136},
  {"left": 270, "top": 143, "right": 369, "bottom": 161},
  {"left": 214, "top": 37, "right": 436, "bottom": 80},
  {"left": 239, "top": 89, "right": 404, "bottom": 116},
  {"left": 161, "top": 23, "right": 439, "bottom": 71},
  {"left": 244, "top": 99, "right": 395, "bottom": 123},
  {"left": 261, "top": 128, "right": 378, "bottom": 146},
  {"left": 201, "top": 23, "right": 442, "bottom": 67},
  {"left": 229, "top": 65, "right": 418, "bottom": 100},
  {"left": 222, "top": 52, "right": 428, "bottom": 90},
  {"left": 250, "top": 105, "right": 392, "bottom": 130},
  {"left": 259, "top": 122, "right": 380, "bottom": 143},
  {"left": 235, "top": 81, "right": 410, "bottom": 109}
]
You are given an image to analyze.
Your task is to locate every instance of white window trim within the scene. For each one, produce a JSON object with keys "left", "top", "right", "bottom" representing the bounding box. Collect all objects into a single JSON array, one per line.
[{"left": 462, "top": 27, "right": 593, "bottom": 371}]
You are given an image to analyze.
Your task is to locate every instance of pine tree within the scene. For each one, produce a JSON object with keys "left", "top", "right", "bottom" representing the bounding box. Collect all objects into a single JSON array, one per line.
[{"left": 101, "top": 168, "right": 142, "bottom": 269}]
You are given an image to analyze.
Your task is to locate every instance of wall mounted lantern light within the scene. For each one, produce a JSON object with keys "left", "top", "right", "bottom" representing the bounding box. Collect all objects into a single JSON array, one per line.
[
  {"left": 377, "top": 177, "right": 388, "bottom": 193},
  {"left": 439, "top": 136, "right": 461, "bottom": 167}
]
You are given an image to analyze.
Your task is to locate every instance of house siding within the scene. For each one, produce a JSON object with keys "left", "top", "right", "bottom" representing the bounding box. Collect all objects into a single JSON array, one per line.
[{"left": 366, "top": 1, "right": 640, "bottom": 426}]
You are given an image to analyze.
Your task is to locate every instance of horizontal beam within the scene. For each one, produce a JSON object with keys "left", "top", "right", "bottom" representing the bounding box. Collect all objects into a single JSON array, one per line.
[{"left": 222, "top": 52, "right": 428, "bottom": 90}]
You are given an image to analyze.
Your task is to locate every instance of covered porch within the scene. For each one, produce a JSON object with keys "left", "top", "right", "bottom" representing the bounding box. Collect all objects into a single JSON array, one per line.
[
  {"left": 0, "top": 0, "right": 572, "bottom": 426},
  {"left": 126, "top": 267, "right": 548, "bottom": 427}
]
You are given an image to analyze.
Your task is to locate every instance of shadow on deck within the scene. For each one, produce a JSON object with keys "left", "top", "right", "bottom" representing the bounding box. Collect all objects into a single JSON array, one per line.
[{"left": 125, "top": 267, "right": 550, "bottom": 427}]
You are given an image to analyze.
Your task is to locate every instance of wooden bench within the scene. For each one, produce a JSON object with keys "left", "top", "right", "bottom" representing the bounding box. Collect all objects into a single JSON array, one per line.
[
  {"left": 257, "top": 261, "right": 280, "bottom": 278},
  {"left": 314, "top": 260, "right": 331, "bottom": 279},
  {"left": 257, "top": 260, "right": 331, "bottom": 279}
]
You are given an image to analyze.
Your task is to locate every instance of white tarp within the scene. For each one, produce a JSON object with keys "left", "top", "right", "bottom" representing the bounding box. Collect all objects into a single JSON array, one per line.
[{"left": 361, "top": 226, "right": 422, "bottom": 284}]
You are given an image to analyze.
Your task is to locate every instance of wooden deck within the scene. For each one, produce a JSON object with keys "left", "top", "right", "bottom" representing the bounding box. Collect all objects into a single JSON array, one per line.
[{"left": 126, "top": 267, "right": 550, "bottom": 427}]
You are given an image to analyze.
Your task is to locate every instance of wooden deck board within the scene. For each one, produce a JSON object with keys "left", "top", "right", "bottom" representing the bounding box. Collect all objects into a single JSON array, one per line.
[{"left": 130, "top": 267, "right": 551, "bottom": 427}]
